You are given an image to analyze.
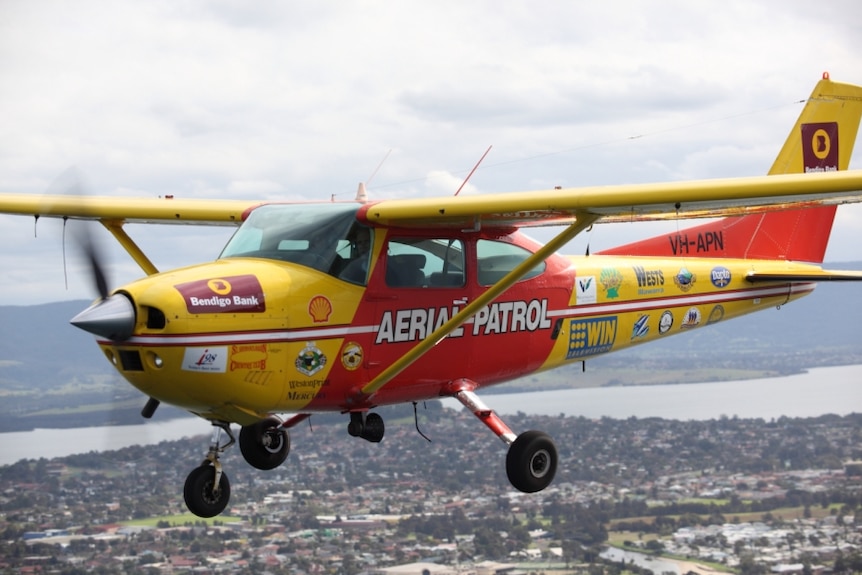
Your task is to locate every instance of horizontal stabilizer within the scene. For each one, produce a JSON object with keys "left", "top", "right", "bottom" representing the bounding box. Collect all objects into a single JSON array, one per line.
[{"left": 746, "top": 269, "right": 862, "bottom": 282}]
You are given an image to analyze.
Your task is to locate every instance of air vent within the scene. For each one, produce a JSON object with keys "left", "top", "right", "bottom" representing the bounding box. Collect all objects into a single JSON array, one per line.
[
  {"left": 118, "top": 350, "right": 144, "bottom": 371},
  {"left": 146, "top": 306, "right": 166, "bottom": 329}
]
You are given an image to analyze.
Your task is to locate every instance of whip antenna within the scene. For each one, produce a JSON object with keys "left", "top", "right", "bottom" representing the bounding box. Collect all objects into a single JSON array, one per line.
[{"left": 454, "top": 145, "right": 492, "bottom": 196}]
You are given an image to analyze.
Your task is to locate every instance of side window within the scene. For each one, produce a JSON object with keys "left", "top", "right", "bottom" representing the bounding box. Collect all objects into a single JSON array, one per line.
[
  {"left": 330, "top": 225, "right": 373, "bottom": 285},
  {"left": 386, "top": 238, "right": 465, "bottom": 288},
  {"left": 476, "top": 239, "right": 545, "bottom": 286}
]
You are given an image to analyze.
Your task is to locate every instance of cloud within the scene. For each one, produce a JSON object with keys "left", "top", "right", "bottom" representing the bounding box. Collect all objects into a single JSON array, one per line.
[{"left": 1, "top": 0, "right": 861, "bottom": 303}]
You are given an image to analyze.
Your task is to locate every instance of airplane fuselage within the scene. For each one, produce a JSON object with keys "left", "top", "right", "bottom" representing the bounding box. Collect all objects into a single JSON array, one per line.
[{"left": 93, "top": 216, "right": 814, "bottom": 425}]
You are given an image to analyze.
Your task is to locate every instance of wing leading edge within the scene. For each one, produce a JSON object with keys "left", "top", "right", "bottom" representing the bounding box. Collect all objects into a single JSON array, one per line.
[
  {"left": 358, "top": 170, "right": 862, "bottom": 229},
  {"left": 0, "top": 194, "right": 262, "bottom": 225}
]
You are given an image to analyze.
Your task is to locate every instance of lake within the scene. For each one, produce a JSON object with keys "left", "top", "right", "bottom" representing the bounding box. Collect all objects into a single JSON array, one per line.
[{"left": 1, "top": 364, "right": 859, "bottom": 466}]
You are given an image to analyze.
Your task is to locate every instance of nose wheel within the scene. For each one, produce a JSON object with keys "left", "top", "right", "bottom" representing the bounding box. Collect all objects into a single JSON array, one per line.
[
  {"left": 183, "top": 422, "right": 235, "bottom": 518},
  {"left": 184, "top": 462, "right": 231, "bottom": 518}
]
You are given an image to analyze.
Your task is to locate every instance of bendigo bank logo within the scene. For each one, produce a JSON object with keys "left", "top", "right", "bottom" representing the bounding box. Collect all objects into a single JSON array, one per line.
[
  {"left": 802, "top": 122, "right": 839, "bottom": 172},
  {"left": 175, "top": 275, "right": 266, "bottom": 314}
]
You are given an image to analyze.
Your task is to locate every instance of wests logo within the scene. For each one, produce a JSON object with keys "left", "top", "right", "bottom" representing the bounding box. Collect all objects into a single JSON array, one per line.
[{"left": 175, "top": 275, "right": 266, "bottom": 314}]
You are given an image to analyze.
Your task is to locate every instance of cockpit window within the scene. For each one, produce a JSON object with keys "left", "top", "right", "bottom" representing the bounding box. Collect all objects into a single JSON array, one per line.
[
  {"left": 219, "top": 204, "right": 370, "bottom": 282},
  {"left": 476, "top": 239, "right": 544, "bottom": 286}
]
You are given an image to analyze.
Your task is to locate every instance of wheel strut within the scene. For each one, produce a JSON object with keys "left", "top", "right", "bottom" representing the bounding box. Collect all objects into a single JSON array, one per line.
[
  {"left": 184, "top": 421, "right": 235, "bottom": 518},
  {"left": 202, "top": 422, "right": 235, "bottom": 497},
  {"left": 452, "top": 381, "right": 557, "bottom": 493}
]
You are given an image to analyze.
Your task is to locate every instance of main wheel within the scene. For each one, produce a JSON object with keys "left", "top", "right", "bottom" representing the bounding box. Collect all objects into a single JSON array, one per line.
[
  {"left": 239, "top": 417, "right": 290, "bottom": 470},
  {"left": 362, "top": 412, "right": 385, "bottom": 443},
  {"left": 183, "top": 465, "right": 231, "bottom": 518},
  {"left": 506, "top": 430, "right": 557, "bottom": 493}
]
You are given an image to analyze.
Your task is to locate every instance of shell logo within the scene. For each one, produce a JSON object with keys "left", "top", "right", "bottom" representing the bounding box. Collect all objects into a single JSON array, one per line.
[{"left": 308, "top": 295, "right": 333, "bottom": 323}]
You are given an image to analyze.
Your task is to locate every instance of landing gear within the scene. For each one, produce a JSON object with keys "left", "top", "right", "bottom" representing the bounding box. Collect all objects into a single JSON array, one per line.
[
  {"left": 239, "top": 417, "right": 290, "bottom": 470},
  {"left": 184, "top": 422, "right": 234, "bottom": 518},
  {"left": 506, "top": 430, "right": 557, "bottom": 492},
  {"left": 184, "top": 463, "right": 231, "bottom": 518},
  {"left": 347, "top": 411, "right": 385, "bottom": 442},
  {"left": 453, "top": 385, "right": 558, "bottom": 493}
]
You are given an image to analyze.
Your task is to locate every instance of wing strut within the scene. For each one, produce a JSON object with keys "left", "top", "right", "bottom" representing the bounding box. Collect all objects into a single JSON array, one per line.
[
  {"left": 358, "top": 213, "right": 600, "bottom": 400},
  {"left": 102, "top": 220, "right": 160, "bottom": 275}
]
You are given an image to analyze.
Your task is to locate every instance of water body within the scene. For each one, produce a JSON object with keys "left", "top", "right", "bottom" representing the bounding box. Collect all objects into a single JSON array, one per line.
[
  {"left": 473, "top": 363, "right": 862, "bottom": 420},
  {"left": 600, "top": 547, "right": 684, "bottom": 575},
  {"left": 1, "top": 365, "right": 859, "bottom": 466}
]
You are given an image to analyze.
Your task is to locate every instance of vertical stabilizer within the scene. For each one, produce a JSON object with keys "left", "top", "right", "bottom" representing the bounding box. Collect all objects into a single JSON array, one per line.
[{"left": 600, "top": 74, "right": 862, "bottom": 263}]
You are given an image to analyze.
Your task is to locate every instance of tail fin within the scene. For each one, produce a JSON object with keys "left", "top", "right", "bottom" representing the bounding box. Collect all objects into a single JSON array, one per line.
[{"left": 599, "top": 73, "right": 862, "bottom": 263}]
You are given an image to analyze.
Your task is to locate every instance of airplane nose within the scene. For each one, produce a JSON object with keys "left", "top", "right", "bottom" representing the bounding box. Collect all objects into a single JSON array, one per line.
[{"left": 70, "top": 294, "right": 136, "bottom": 341}]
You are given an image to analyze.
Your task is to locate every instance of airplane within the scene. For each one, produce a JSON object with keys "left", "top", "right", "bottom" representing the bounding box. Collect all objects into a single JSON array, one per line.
[{"left": 2, "top": 73, "right": 862, "bottom": 518}]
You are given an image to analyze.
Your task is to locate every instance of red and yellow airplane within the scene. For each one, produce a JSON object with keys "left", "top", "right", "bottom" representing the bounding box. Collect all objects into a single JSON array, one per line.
[{"left": 3, "top": 74, "right": 862, "bottom": 517}]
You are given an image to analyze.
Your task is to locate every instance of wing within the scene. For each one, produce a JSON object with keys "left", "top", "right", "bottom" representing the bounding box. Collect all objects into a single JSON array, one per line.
[
  {"left": 359, "top": 170, "right": 862, "bottom": 228},
  {"left": 0, "top": 194, "right": 261, "bottom": 225}
]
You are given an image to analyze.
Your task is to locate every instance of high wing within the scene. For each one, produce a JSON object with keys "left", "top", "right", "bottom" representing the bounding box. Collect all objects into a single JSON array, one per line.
[
  {"left": 359, "top": 170, "right": 862, "bottom": 229},
  {"left": 3, "top": 169, "right": 862, "bottom": 229},
  {"left": 0, "top": 194, "right": 261, "bottom": 225}
]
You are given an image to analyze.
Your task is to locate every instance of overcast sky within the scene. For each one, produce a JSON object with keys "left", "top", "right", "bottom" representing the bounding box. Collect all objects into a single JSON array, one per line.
[{"left": 2, "top": 0, "right": 861, "bottom": 305}]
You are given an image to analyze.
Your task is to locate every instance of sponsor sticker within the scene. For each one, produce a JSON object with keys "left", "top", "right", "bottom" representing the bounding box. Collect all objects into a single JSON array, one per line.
[
  {"left": 575, "top": 275, "right": 597, "bottom": 305},
  {"left": 175, "top": 275, "right": 266, "bottom": 314},
  {"left": 802, "top": 122, "right": 839, "bottom": 172},
  {"left": 673, "top": 267, "right": 697, "bottom": 292},
  {"left": 633, "top": 266, "right": 665, "bottom": 296},
  {"left": 710, "top": 266, "right": 732, "bottom": 288},
  {"left": 658, "top": 310, "right": 674, "bottom": 334},
  {"left": 182, "top": 346, "right": 228, "bottom": 373},
  {"left": 229, "top": 343, "right": 268, "bottom": 371},
  {"left": 680, "top": 307, "right": 702, "bottom": 329},
  {"left": 600, "top": 268, "right": 623, "bottom": 299},
  {"left": 567, "top": 317, "right": 617, "bottom": 359},
  {"left": 341, "top": 341, "right": 364, "bottom": 371},
  {"left": 295, "top": 343, "right": 327, "bottom": 376},
  {"left": 707, "top": 305, "right": 725, "bottom": 324},
  {"left": 631, "top": 314, "right": 650, "bottom": 340},
  {"left": 308, "top": 295, "right": 333, "bottom": 323}
]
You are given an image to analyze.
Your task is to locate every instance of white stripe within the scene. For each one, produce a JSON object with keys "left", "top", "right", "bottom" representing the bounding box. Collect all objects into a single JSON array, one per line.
[
  {"left": 547, "top": 283, "right": 813, "bottom": 318},
  {"left": 125, "top": 324, "right": 377, "bottom": 346},
  {"left": 118, "top": 283, "right": 812, "bottom": 347}
]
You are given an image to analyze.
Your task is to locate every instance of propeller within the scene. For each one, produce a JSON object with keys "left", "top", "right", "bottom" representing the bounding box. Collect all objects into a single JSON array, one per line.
[
  {"left": 45, "top": 170, "right": 136, "bottom": 342},
  {"left": 51, "top": 171, "right": 156, "bottom": 419}
]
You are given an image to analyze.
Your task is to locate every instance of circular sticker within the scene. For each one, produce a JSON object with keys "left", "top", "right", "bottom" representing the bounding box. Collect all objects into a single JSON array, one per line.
[
  {"left": 658, "top": 310, "right": 674, "bottom": 334},
  {"left": 341, "top": 341, "right": 364, "bottom": 371}
]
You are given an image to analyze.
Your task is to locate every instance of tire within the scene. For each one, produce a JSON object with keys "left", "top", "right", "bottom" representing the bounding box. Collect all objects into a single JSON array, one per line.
[
  {"left": 183, "top": 465, "right": 231, "bottom": 518},
  {"left": 506, "top": 430, "right": 557, "bottom": 493},
  {"left": 239, "top": 417, "right": 290, "bottom": 470},
  {"left": 362, "top": 412, "right": 385, "bottom": 443}
]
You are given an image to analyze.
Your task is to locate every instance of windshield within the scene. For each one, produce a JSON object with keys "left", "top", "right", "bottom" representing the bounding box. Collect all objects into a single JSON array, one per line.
[{"left": 219, "top": 203, "right": 368, "bottom": 278}]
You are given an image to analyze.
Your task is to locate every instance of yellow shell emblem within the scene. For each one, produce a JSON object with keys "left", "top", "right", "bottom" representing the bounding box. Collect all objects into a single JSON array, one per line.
[{"left": 308, "top": 295, "right": 333, "bottom": 323}]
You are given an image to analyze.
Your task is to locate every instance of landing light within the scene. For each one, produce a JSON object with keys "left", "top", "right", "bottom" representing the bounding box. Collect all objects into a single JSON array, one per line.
[{"left": 148, "top": 352, "right": 164, "bottom": 369}]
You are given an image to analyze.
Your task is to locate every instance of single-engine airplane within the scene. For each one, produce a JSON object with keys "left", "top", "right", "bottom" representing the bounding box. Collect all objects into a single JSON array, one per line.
[{"left": 3, "top": 74, "right": 862, "bottom": 517}]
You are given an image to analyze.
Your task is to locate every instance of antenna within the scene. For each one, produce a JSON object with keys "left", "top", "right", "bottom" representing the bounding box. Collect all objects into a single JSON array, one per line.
[
  {"left": 355, "top": 149, "right": 392, "bottom": 203},
  {"left": 366, "top": 149, "right": 392, "bottom": 185},
  {"left": 454, "top": 145, "right": 492, "bottom": 196}
]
